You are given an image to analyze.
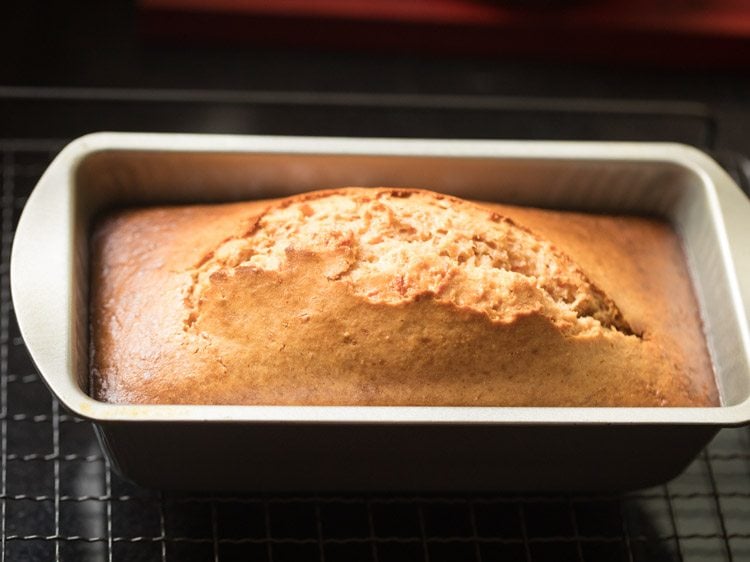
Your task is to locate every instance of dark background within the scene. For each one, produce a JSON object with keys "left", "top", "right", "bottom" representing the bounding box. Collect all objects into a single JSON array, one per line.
[{"left": 1, "top": 1, "right": 750, "bottom": 154}]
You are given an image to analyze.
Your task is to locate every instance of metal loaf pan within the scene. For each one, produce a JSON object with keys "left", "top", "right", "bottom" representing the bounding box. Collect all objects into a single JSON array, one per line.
[{"left": 10, "top": 133, "right": 750, "bottom": 492}]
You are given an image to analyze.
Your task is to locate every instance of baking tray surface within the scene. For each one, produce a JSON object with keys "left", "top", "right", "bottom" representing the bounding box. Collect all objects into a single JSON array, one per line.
[
  {"left": 7, "top": 133, "right": 750, "bottom": 493},
  {"left": 10, "top": 132, "right": 750, "bottom": 426}
]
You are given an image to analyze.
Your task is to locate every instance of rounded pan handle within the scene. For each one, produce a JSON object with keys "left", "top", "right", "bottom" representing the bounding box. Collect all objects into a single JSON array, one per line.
[{"left": 10, "top": 136, "right": 90, "bottom": 413}]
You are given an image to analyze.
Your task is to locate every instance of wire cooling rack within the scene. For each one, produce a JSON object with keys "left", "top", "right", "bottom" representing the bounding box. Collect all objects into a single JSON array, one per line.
[{"left": 2, "top": 141, "right": 750, "bottom": 562}]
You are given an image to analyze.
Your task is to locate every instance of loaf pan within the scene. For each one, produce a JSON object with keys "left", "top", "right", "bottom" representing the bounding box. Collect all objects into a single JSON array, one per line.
[{"left": 10, "top": 133, "right": 750, "bottom": 491}]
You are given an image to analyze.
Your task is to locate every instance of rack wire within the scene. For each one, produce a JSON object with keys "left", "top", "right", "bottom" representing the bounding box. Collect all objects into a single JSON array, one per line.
[{"left": 2, "top": 138, "right": 750, "bottom": 561}]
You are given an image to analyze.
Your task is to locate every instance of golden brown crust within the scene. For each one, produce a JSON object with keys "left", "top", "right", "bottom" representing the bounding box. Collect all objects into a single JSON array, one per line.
[{"left": 89, "top": 188, "right": 718, "bottom": 406}]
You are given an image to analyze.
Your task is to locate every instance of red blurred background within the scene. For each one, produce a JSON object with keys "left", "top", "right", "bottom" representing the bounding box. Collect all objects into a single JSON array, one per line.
[{"left": 140, "top": 0, "right": 750, "bottom": 66}]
